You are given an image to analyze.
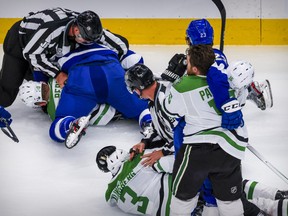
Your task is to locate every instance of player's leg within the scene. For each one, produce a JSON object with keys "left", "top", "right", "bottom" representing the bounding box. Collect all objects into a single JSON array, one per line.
[
  {"left": 0, "top": 21, "right": 29, "bottom": 107},
  {"left": 171, "top": 145, "right": 208, "bottom": 215},
  {"left": 96, "top": 60, "right": 151, "bottom": 128},
  {"left": 243, "top": 179, "right": 288, "bottom": 200},
  {"left": 50, "top": 90, "right": 96, "bottom": 143},
  {"left": 249, "top": 197, "right": 288, "bottom": 216},
  {"left": 209, "top": 146, "right": 244, "bottom": 216}
]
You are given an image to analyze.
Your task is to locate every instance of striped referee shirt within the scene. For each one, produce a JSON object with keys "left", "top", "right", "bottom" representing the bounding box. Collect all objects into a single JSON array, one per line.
[
  {"left": 19, "top": 7, "right": 129, "bottom": 78},
  {"left": 142, "top": 81, "right": 176, "bottom": 154}
]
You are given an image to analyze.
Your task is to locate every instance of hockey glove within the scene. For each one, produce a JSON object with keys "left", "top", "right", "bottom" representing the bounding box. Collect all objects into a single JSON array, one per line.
[
  {"left": 161, "top": 53, "right": 187, "bottom": 82},
  {"left": 221, "top": 98, "right": 244, "bottom": 130},
  {"left": 0, "top": 106, "right": 12, "bottom": 128}
]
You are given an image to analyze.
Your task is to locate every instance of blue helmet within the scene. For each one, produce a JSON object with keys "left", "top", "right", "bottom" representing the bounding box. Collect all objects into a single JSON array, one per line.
[{"left": 186, "top": 19, "right": 214, "bottom": 45}]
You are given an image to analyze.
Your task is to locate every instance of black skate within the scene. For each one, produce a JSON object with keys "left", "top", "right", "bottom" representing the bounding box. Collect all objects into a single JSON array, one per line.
[{"left": 275, "top": 190, "right": 288, "bottom": 200}]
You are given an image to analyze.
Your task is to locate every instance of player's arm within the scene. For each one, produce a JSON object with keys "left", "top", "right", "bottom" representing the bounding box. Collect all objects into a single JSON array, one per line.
[
  {"left": 152, "top": 154, "right": 174, "bottom": 174},
  {"left": 100, "top": 29, "right": 129, "bottom": 60},
  {"left": 207, "top": 64, "right": 243, "bottom": 130},
  {"left": 161, "top": 87, "right": 186, "bottom": 119},
  {"left": 22, "top": 27, "right": 62, "bottom": 78},
  {"left": 129, "top": 135, "right": 166, "bottom": 161},
  {"left": 141, "top": 142, "right": 174, "bottom": 167}
]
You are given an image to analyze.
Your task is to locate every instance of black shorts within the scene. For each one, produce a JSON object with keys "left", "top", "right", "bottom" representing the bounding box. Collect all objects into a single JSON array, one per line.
[{"left": 172, "top": 143, "right": 243, "bottom": 201}]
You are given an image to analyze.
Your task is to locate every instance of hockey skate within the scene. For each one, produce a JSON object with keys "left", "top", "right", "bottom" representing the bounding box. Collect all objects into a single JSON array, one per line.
[
  {"left": 275, "top": 190, "right": 288, "bottom": 200},
  {"left": 247, "top": 80, "right": 273, "bottom": 110},
  {"left": 65, "top": 116, "right": 90, "bottom": 149}
]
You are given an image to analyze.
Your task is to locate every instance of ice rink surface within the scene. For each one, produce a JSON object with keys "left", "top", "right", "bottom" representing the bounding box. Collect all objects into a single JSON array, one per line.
[{"left": 0, "top": 45, "right": 288, "bottom": 216}]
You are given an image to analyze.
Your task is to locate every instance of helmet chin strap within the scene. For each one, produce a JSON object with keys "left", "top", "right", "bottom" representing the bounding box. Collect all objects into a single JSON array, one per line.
[
  {"left": 134, "top": 88, "right": 144, "bottom": 99},
  {"left": 139, "top": 90, "right": 144, "bottom": 99}
]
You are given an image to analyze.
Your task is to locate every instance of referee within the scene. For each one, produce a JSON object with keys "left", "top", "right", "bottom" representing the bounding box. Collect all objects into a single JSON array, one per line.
[{"left": 0, "top": 7, "right": 129, "bottom": 107}]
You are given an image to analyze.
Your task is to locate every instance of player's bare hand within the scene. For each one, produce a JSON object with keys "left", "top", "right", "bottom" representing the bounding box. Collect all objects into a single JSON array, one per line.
[
  {"left": 56, "top": 72, "right": 68, "bottom": 88},
  {"left": 141, "top": 150, "right": 163, "bottom": 167},
  {"left": 129, "top": 142, "right": 145, "bottom": 161}
]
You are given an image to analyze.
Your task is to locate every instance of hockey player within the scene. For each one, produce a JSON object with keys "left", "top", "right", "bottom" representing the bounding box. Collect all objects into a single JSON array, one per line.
[
  {"left": 0, "top": 8, "right": 129, "bottom": 107},
  {"left": 151, "top": 44, "right": 247, "bottom": 215},
  {"left": 184, "top": 19, "right": 273, "bottom": 111},
  {"left": 243, "top": 180, "right": 288, "bottom": 216},
  {"left": 125, "top": 58, "right": 277, "bottom": 215},
  {"left": 18, "top": 47, "right": 144, "bottom": 122},
  {"left": 19, "top": 43, "right": 151, "bottom": 148},
  {"left": 96, "top": 145, "right": 288, "bottom": 216},
  {"left": 160, "top": 19, "right": 273, "bottom": 131},
  {"left": 96, "top": 145, "right": 174, "bottom": 216},
  {"left": 18, "top": 79, "right": 117, "bottom": 125}
]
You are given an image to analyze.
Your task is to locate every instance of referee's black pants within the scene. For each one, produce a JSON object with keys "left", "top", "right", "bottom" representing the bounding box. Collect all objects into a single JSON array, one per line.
[{"left": 0, "top": 20, "right": 31, "bottom": 107}]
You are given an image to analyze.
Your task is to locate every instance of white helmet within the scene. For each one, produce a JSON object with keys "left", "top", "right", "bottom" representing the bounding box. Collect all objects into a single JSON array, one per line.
[
  {"left": 96, "top": 145, "right": 129, "bottom": 175},
  {"left": 107, "top": 149, "right": 129, "bottom": 175},
  {"left": 18, "top": 81, "right": 46, "bottom": 108},
  {"left": 227, "top": 61, "right": 255, "bottom": 89}
]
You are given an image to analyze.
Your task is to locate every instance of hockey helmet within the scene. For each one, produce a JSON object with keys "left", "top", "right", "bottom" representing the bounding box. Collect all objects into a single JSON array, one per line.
[
  {"left": 96, "top": 145, "right": 128, "bottom": 175},
  {"left": 186, "top": 19, "right": 214, "bottom": 46},
  {"left": 18, "top": 81, "right": 47, "bottom": 108},
  {"left": 76, "top": 10, "right": 103, "bottom": 42},
  {"left": 227, "top": 61, "right": 255, "bottom": 89},
  {"left": 125, "top": 63, "right": 155, "bottom": 93}
]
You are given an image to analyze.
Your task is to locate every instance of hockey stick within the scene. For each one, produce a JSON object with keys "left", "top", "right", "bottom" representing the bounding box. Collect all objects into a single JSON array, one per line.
[
  {"left": 212, "top": 0, "right": 226, "bottom": 52},
  {"left": 247, "top": 144, "right": 288, "bottom": 185},
  {"left": 0, "top": 118, "right": 19, "bottom": 143}
]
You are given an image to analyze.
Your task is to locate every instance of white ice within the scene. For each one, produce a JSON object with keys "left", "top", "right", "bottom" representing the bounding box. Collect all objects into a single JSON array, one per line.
[{"left": 0, "top": 45, "right": 288, "bottom": 216}]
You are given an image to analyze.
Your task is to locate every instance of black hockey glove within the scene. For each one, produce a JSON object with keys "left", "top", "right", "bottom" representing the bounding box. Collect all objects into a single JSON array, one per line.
[{"left": 161, "top": 53, "right": 187, "bottom": 82}]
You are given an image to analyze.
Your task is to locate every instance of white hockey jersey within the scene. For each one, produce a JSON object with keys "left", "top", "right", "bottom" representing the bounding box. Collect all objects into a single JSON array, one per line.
[
  {"left": 105, "top": 149, "right": 174, "bottom": 216},
  {"left": 161, "top": 74, "right": 248, "bottom": 160}
]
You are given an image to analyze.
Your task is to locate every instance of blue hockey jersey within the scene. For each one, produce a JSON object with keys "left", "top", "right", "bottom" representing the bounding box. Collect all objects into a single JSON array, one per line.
[{"left": 56, "top": 43, "right": 149, "bottom": 120}]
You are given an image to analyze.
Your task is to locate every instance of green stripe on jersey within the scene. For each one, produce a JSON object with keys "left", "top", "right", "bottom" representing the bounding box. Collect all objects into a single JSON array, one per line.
[
  {"left": 166, "top": 175, "right": 173, "bottom": 216},
  {"left": 105, "top": 153, "right": 143, "bottom": 201},
  {"left": 94, "top": 104, "right": 111, "bottom": 125},
  {"left": 173, "top": 75, "right": 207, "bottom": 93},
  {"left": 172, "top": 145, "right": 191, "bottom": 195},
  {"left": 247, "top": 181, "right": 258, "bottom": 199},
  {"left": 198, "top": 130, "right": 246, "bottom": 151}
]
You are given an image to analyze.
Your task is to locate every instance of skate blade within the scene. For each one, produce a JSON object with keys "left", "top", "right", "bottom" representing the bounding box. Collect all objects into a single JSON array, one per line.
[{"left": 264, "top": 80, "right": 273, "bottom": 108}]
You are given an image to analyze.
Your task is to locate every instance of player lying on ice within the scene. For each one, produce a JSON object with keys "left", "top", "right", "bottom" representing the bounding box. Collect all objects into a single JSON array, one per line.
[
  {"left": 96, "top": 145, "right": 288, "bottom": 216},
  {"left": 18, "top": 45, "right": 152, "bottom": 148}
]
